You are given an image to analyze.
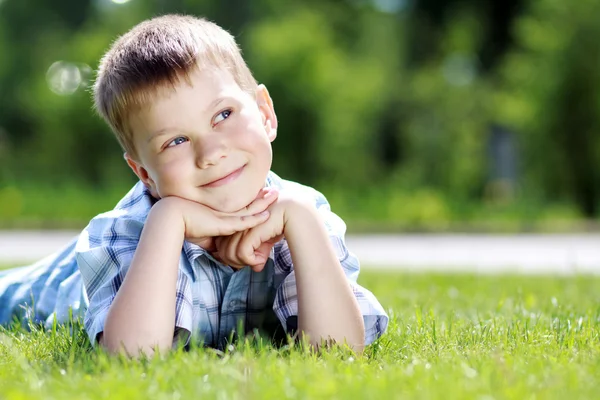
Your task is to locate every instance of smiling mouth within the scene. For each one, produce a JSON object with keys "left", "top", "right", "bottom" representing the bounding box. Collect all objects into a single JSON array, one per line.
[{"left": 201, "top": 165, "right": 246, "bottom": 188}]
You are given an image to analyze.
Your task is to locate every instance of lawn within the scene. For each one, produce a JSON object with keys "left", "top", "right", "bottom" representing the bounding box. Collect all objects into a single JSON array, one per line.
[{"left": 1, "top": 270, "right": 599, "bottom": 399}]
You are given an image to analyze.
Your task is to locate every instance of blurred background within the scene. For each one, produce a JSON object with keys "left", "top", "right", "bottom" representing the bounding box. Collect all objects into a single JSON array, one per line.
[{"left": 1, "top": 0, "right": 599, "bottom": 233}]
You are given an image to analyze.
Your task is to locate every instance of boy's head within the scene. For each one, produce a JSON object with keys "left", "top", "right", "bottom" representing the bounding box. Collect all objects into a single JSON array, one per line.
[{"left": 93, "top": 14, "right": 278, "bottom": 212}]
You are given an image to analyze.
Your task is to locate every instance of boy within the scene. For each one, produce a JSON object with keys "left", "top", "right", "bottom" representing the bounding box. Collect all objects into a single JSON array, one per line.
[{"left": 0, "top": 14, "right": 388, "bottom": 356}]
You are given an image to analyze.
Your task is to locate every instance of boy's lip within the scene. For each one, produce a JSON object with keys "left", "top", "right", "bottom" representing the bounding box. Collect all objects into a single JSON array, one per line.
[{"left": 201, "top": 164, "right": 246, "bottom": 188}]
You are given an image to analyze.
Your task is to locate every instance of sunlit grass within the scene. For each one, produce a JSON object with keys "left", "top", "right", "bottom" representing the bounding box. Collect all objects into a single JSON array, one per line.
[{"left": 1, "top": 271, "right": 599, "bottom": 399}]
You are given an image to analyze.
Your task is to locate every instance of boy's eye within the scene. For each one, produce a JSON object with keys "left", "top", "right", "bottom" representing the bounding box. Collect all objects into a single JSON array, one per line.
[
  {"left": 166, "top": 136, "right": 189, "bottom": 148},
  {"left": 213, "top": 109, "right": 232, "bottom": 125}
]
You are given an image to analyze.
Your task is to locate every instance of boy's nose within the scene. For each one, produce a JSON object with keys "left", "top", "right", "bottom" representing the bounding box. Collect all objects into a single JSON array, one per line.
[{"left": 195, "top": 138, "right": 228, "bottom": 169}]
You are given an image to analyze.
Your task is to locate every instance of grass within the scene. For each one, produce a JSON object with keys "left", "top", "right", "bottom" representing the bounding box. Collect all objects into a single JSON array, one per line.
[{"left": 0, "top": 270, "right": 599, "bottom": 399}]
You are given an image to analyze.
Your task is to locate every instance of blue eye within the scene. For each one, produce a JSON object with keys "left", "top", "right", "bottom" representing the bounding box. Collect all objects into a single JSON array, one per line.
[
  {"left": 167, "top": 136, "right": 188, "bottom": 148},
  {"left": 213, "top": 109, "right": 232, "bottom": 125}
]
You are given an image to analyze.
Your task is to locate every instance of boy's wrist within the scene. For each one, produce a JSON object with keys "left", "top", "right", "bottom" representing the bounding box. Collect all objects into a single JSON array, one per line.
[
  {"left": 281, "top": 197, "right": 319, "bottom": 234},
  {"left": 148, "top": 197, "right": 187, "bottom": 234}
]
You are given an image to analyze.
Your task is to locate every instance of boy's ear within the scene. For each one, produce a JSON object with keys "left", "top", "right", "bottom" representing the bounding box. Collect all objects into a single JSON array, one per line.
[
  {"left": 256, "top": 84, "right": 277, "bottom": 142},
  {"left": 124, "top": 153, "right": 159, "bottom": 196}
]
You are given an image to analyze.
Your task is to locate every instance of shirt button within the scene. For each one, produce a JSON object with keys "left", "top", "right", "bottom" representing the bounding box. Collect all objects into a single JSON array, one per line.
[{"left": 229, "top": 300, "right": 238, "bottom": 308}]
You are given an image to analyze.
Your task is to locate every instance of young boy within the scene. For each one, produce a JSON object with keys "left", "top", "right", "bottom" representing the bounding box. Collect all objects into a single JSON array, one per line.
[{"left": 0, "top": 14, "right": 388, "bottom": 355}]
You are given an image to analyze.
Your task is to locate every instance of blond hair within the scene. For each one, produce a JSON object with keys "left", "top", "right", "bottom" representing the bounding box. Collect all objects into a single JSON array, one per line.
[{"left": 93, "top": 14, "right": 257, "bottom": 157}]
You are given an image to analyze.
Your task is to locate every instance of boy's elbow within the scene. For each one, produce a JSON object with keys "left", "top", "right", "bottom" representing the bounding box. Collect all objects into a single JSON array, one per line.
[
  {"left": 351, "top": 343, "right": 365, "bottom": 354},
  {"left": 99, "top": 332, "right": 165, "bottom": 358},
  {"left": 347, "top": 331, "right": 366, "bottom": 354},
  {"left": 305, "top": 330, "right": 366, "bottom": 354}
]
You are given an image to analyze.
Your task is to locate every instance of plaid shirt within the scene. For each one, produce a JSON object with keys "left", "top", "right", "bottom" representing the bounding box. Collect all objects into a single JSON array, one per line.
[{"left": 0, "top": 172, "right": 388, "bottom": 348}]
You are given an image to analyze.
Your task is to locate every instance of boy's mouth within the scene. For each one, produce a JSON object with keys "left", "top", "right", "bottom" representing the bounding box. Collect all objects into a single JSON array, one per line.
[{"left": 201, "top": 164, "right": 246, "bottom": 188}]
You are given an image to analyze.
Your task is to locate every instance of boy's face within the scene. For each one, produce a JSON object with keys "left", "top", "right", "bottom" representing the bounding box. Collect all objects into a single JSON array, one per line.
[{"left": 125, "top": 67, "right": 277, "bottom": 213}]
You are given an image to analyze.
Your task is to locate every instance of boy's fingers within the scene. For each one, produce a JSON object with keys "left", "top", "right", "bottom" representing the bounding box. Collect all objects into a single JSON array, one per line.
[
  {"left": 238, "top": 222, "right": 279, "bottom": 264},
  {"left": 213, "top": 234, "right": 245, "bottom": 269},
  {"left": 187, "top": 237, "right": 216, "bottom": 252},
  {"left": 230, "top": 188, "right": 278, "bottom": 217},
  {"left": 237, "top": 241, "right": 273, "bottom": 269},
  {"left": 224, "top": 229, "right": 271, "bottom": 268},
  {"left": 246, "top": 243, "right": 274, "bottom": 272},
  {"left": 215, "top": 231, "right": 268, "bottom": 270},
  {"left": 224, "top": 231, "right": 245, "bottom": 266},
  {"left": 214, "top": 237, "right": 241, "bottom": 268},
  {"left": 218, "top": 211, "right": 270, "bottom": 236},
  {"left": 245, "top": 189, "right": 278, "bottom": 214},
  {"left": 254, "top": 241, "right": 276, "bottom": 263}
]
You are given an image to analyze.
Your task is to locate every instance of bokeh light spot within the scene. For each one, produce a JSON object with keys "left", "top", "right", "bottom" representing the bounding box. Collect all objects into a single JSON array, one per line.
[
  {"left": 442, "top": 54, "right": 478, "bottom": 87},
  {"left": 76, "top": 63, "right": 94, "bottom": 88},
  {"left": 111, "top": 0, "right": 131, "bottom": 4},
  {"left": 46, "top": 61, "right": 91, "bottom": 96},
  {"left": 372, "top": 0, "right": 407, "bottom": 14}
]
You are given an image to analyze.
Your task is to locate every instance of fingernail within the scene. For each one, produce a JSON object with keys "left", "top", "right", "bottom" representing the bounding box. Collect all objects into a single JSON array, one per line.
[{"left": 259, "top": 210, "right": 270, "bottom": 216}]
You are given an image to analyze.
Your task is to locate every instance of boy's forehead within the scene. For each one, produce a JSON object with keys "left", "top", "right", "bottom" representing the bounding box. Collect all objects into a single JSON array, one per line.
[
  {"left": 159, "top": 67, "right": 244, "bottom": 107},
  {"left": 127, "top": 68, "right": 250, "bottom": 137}
]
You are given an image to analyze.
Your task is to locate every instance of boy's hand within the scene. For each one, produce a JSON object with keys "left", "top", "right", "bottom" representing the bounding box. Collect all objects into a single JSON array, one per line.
[
  {"left": 214, "top": 195, "right": 308, "bottom": 271},
  {"left": 162, "top": 188, "right": 279, "bottom": 251},
  {"left": 214, "top": 230, "right": 284, "bottom": 270}
]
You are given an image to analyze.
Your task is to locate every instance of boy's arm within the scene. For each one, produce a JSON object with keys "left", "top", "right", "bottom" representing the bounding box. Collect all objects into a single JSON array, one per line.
[
  {"left": 100, "top": 199, "right": 184, "bottom": 355},
  {"left": 228, "top": 196, "right": 367, "bottom": 351},
  {"left": 283, "top": 200, "right": 366, "bottom": 351},
  {"left": 100, "top": 192, "right": 276, "bottom": 356}
]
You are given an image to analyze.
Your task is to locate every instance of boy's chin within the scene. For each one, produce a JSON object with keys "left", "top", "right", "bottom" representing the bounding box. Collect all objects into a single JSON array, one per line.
[{"left": 209, "top": 194, "right": 257, "bottom": 214}]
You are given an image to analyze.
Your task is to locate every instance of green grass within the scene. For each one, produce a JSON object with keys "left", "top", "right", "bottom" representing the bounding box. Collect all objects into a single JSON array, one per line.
[{"left": 1, "top": 271, "right": 599, "bottom": 399}]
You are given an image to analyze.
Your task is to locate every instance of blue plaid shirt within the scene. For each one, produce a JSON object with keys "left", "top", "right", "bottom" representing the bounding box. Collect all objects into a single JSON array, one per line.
[{"left": 0, "top": 172, "right": 388, "bottom": 348}]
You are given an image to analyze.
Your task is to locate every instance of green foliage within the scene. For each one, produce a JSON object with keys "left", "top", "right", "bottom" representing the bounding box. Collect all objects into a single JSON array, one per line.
[
  {"left": 495, "top": 0, "right": 600, "bottom": 216},
  {"left": 0, "top": 0, "right": 599, "bottom": 227},
  {"left": 1, "top": 271, "right": 600, "bottom": 398},
  {"left": 0, "top": 182, "right": 129, "bottom": 228},
  {"left": 246, "top": 6, "right": 401, "bottom": 185}
]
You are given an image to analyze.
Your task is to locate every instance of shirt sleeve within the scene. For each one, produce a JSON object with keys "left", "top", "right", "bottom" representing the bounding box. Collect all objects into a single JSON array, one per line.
[
  {"left": 272, "top": 189, "right": 389, "bottom": 345},
  {"left": 75, "top": 214, "right": 193, "bottom": 347}
]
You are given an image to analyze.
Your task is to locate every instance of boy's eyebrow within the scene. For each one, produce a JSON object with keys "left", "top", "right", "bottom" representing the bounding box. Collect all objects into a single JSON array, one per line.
[
  {"left": 208, "top": 97, "right": 227, "bottom": 110},
  {"left": 147, "top": 128, "right": 181, "bottom": 143},
  {"left": 146, "top": 97, "right": 232, "bottom": 143}
]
